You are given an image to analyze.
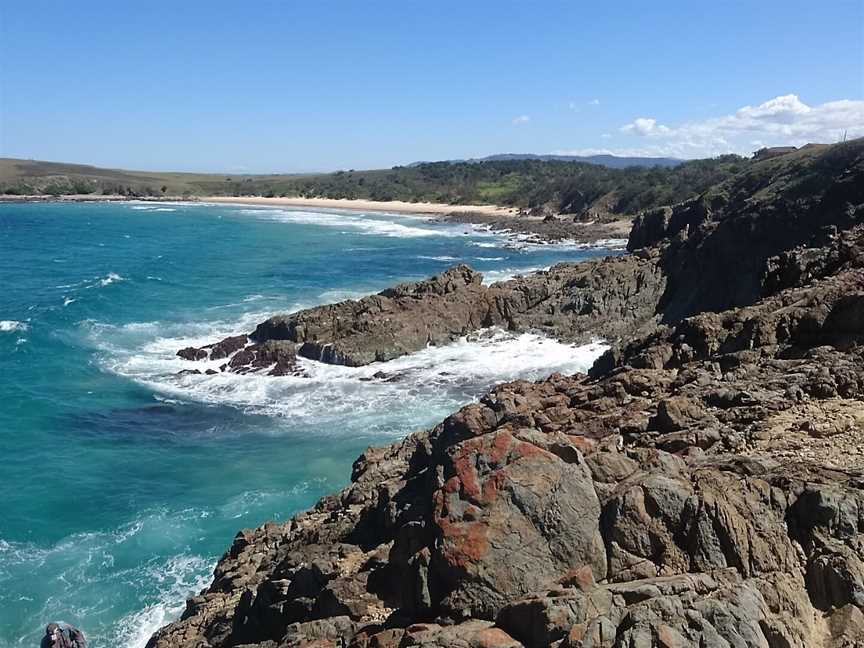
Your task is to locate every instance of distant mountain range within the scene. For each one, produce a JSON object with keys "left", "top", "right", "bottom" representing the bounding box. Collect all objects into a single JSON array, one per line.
[{"left": 408, "top": 153, "right": 683, "bottom": 169}]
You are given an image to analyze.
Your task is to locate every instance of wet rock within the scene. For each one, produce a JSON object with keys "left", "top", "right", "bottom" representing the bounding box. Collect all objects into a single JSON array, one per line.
[
  {"left": 184, "top": 256, "right": 667, "bottom": 369},
  {"left": 210, "top": 334, "right": 249, "bottom": 360},
  {"left": 177, "top": 346, "right": 207, "bottom": 361}
]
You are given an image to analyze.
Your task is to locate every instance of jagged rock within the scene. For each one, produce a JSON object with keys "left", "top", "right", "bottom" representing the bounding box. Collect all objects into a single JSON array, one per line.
[
  {"left": 253, "top": 265, "right": 497, "bottom": 366},
  {"left": 210, "top": 334, "right": 249, "bottom": 359},
  {"left": 419, "top": 429, "right": 606, "bottom": 620},
  {"left": 229, "top": 340, "right": 299, "bottom": 376},
  {"left": 150, "top": 141, "right": 864, "bottom": 648},
  {"left": 180, "top": 257, "right": 666, "bottom": 370},
  {"left": 177, "top": 346, "right": 208, "bottom": 360}
]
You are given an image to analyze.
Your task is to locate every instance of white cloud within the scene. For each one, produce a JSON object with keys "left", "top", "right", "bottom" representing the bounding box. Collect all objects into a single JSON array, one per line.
[
  {"left": 607, "top": 94, "right": 863, "bottom": 158},
  {"left": 600, "top": 133, "right": 612, "bottom": 139},
  {"left": 588, "top": 98, "right": 600, "bottom": 106},
  {"left": 621, "top": 117, "right": 670, "bottom": 136},
  {"left": 552, "top": 146, "right": 679, "bottom": 158},
  {"left": 512, "top": 115, "right": 531, "bottom": 125}
]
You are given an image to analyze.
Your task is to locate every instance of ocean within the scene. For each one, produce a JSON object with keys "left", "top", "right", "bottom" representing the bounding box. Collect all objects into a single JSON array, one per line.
[{"left": 0, "top": 201, "right": 619, "bottom": 647}]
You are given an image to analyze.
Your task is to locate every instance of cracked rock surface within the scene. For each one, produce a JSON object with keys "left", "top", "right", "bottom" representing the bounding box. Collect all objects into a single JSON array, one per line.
[{"left": 152, "top": 141, "right": 864, "bottom": 647}]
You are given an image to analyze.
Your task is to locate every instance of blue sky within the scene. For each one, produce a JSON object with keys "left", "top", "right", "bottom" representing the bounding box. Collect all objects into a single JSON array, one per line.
[{"left": 1, "top": 1, "right": 862, "bottom": 172}]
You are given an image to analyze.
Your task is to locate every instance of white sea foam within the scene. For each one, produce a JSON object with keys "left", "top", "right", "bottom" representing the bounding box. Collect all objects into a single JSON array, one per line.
[
  {"left": 130, "top": 205, "right": 177, "bottom": 212},
  {"left": 316, "top": 288, "right": 375, "bottom": 303},
  {"left": 518, "top": 237, "right": 629, "bottom": 252},
  {"left": 235, "top": 208, "right": 461, "bottom": 239},
  {"left": 1, "top": 508, "right": 216, "bottom": 648},
  {"left": 98, "top": 322, "right": 607, "bottom": 429},
  {"left": 417, "top": 255, "right": 459, "bottom": 262},
  {"left": 83, "top": 308, "right": 272, "bottom": 356},
  {"left": 218, "top": 483, "right": 314, "bottom": 520},
  {"left": 111, "top": 555, "right": 213, "bottom": 648},
  {"left": 481, "top": 266, "right": 549, "bottom": 284},
  {"left": 100, "top": 272, "right": 125, "bottom": 286},
  {"left": 0, "top": 320, "right": 28, "bottom": 332}
]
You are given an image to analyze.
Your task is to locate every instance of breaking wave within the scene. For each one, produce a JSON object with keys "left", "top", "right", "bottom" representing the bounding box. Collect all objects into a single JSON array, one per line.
[
  {"left": 235, "top": 208, "right": 464, "bottom": 239},
  {"left": 92, "top": 315, "right": 607, "bottom": 433},
  {"left": 0, "top": 509, "right": 213, "bottom": 648},
  {"left": 0, "top": 320, "right": 28, "bottom": 332}
]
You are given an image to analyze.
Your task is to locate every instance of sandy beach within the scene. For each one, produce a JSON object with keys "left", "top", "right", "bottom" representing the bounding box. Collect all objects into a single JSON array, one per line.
[
  {"left": 0, "top": 194, "right": 514, "bottom": 216},
  {"left": 201, "top": 195, "right": 518, "bottom": 216},
  {"left": 202, "top": 196, "right": 633, "bottom": 243},
  {"left": 1, "top": 193, "right": 633, "bottom": 243}
]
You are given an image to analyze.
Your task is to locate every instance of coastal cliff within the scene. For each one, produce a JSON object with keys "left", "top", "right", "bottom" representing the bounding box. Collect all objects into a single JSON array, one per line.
[{"left": 149, "top": 140, "right": 864, "bottom": 648}]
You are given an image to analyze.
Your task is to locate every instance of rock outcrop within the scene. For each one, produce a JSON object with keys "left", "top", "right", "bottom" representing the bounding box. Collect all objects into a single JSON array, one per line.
[
  {"left": 629, "top": 141, "right": 862, "bottom": 322},
  {"left": 151, "top": 140, "right": 864, "bottom": 647},
  {"left": 177, "top": 258, "right": 665, "bottom": 371}
]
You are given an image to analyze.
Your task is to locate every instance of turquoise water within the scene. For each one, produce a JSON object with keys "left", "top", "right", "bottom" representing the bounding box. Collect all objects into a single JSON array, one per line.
[{"left": 0, "top": 201, "right": 618, "bottom": 647}]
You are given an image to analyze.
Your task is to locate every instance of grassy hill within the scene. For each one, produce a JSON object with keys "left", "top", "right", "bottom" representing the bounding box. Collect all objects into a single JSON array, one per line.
[{"left": 0, "top": 154, "right": 752, "bottom": 218}]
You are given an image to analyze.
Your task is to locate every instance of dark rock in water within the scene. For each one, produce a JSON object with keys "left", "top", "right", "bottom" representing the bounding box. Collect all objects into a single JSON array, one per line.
[
  {"left": 176, "top": 334, "right": 299, "bottom": 376},
  {"left": 227, "top": 347, "right": 255, "bottom": 370},
  {"left": 149, "top": 140, "right": 864, "bottom": 648},
  {"left": 253, "top": 265, "right": 496, "bottom": 366},
  {"left": 177, "top": 335, "right": 248, "bottom": 363},
  {"left": 209, "top": 334, "right": 249, "bottom": 360},
  {"left": 360, "top": 370, "right": 401, "bottom": 383},
  {"left": 228, "top": 340, "right": 299, "bottom": 376},
  {"left": 187, "top": 256, "right": 666, "bottom": 370},
  {"left": 177, "top": 369, "right": 202, "bottom": 376},
  {"left": 177, "top": 346, "right": 207, "bottom": 361}
]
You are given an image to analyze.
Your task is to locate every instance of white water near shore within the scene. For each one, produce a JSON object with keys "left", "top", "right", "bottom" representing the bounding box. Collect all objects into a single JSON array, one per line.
[
  {"left": 83, "top": 314, "right": 607, "bottom": 647},
  {"left": 1, "top": 199, "right": 619, "bottom": 647},
  {"left": 93, "top": 319, "right": 607, "bottom": 432}
]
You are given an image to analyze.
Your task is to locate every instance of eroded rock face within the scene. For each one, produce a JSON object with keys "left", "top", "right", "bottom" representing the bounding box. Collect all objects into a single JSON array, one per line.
[
  {"left": 628, "top": 141, "right": 864, "bottom": 323},
  {"left": 255, "top": 265, "right": 496, "bottom": 366},
  {"left": 150, "top": 141, "right": 864, "bottom": 648},
  {"left": 177, "top": 257, "right": 666, "bottom": 371}
]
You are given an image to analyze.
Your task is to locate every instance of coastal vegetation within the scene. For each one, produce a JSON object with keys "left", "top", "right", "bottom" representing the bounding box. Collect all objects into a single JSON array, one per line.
[{"left": 0, "top": 154, "right": 748, "bottom": 217}]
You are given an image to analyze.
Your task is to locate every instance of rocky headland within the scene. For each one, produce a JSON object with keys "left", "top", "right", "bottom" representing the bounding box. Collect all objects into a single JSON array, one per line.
[
  {"left": 152, "top": 140, "right": 864, "bottom": 647},
  {"left": 439, "top": 211, "right": 633, "bottom": 245}
]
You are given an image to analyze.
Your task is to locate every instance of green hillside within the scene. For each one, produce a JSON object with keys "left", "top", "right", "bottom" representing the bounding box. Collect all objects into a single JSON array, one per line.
[{"left": 0, "top": 154, "right": 751, "bottom": 217}]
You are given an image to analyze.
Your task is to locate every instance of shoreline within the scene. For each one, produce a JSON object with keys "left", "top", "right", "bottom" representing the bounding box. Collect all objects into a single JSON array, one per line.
[
  {"left": 441, "top": 209, "right": 633, "bottom": 244},
  {"left": 200, "top": 195, "right": 518, "bottom": 216},
  {"left": 1, "top": 193, "right": 634, "bottom": 244}
]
